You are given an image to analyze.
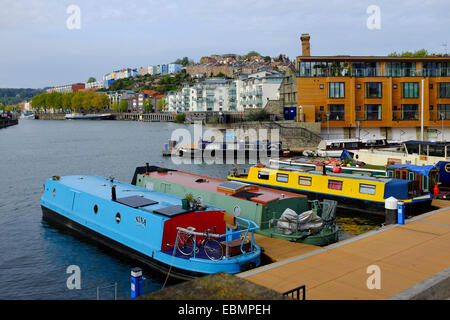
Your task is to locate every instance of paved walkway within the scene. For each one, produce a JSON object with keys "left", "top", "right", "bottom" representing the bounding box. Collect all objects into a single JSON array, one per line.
[{"left": 238, "top": 205, "right": 450, "bottom": 299}]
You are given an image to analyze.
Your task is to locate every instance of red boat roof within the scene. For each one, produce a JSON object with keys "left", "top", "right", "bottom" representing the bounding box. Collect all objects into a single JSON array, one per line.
[{"left": 142, "top": 170, "right": 305, "bottom": 205}]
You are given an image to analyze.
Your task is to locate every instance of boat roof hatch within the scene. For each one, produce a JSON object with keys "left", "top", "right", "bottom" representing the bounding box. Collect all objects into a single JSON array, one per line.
[
  {"left": 115, "top": 195, "right": 158, "bottom": 208},
  {"left": 217, "top": 181, "right": 254, "bottom": 193},
  {"left": 153, "top": 205, "right": 194, "bottom": 217}
]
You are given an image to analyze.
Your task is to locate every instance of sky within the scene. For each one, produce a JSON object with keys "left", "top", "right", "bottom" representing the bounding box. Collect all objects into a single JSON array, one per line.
[{"left": 0, "top": 0, "right": 449, "bottom": 88}]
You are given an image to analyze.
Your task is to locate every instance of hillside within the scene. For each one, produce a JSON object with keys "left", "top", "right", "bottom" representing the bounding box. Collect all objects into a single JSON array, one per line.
[{"left": 0, "top": 88, "right": 45, "bottom": 106}]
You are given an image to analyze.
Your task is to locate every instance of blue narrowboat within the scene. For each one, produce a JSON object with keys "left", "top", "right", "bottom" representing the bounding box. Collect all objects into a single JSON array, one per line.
[{"left": 41, "top": 175, "right": 261, "bottom": 280}]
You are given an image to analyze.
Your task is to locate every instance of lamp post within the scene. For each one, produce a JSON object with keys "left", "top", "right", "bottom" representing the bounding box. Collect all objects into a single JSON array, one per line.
[
  {"left": 326, "top": 112, "right": 330, "bottom": 139},
  {"left": 421, "top": 79, "right": 424, "bottom": 141}
]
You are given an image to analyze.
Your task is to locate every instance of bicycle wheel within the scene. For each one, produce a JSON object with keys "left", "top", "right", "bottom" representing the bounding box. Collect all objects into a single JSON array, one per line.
[
  {"left": 177, "top": 233, "right": 195, "bottom": 256},
  {"left": 203, "top": 239, "right": 223, "bottom": 261}
]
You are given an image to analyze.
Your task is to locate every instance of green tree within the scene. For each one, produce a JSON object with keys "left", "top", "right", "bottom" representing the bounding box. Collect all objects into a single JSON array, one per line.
[
  {"left": 157, "top": 98, "right": 167, "bottom": 111},
  {"left": 111, "top": 101, "right": 120, "bottom": 112},
  {"left": 71, "top": 92, "right": 84, "bottom": 111},
  {"left": 87, "top": 77, "right": 96, "bottom": 83},
  {"left": 31, "top": 92, "right": 47, "bottom": 112},
  {"left": 119, "top": 100, "right": 129, "bottom": 112},
  {"left": 62, "top": 92, "right": 74, "bottom": 111},
  {"left": 143, "top": 99, "right": 153, "bottom": 113},
  {"left": 388, "top": 49, "right": 430, "bottom": 57}
]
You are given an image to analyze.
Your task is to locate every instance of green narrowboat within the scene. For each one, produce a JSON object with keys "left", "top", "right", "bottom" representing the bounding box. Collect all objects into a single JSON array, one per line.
[{"left": 131, "top": 165, "right": 339, "bottom": 246}]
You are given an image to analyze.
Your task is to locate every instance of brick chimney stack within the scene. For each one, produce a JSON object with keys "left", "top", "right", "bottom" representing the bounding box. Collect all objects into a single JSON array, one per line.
[{"left": 300, "top": 33, "right": 311, "bottom": 57}]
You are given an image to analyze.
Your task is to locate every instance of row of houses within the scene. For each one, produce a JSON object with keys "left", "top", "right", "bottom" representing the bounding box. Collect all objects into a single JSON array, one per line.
[
  {"left": 166, "top": 70, "right": 283, "bottom": 113},
  {"left": 46, "top": 63, "right": 183, "bottom": 94},
  {"left": 103, "top": 64, "right": 183, "bottom": 81},
  {"left": 104, "top": 89, "right": 165, "bottom": 113}
]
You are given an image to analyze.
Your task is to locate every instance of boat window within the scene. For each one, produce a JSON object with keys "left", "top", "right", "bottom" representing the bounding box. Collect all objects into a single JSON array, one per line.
[
  {"left": 359, "top": 184, "right": 376, "bottom": 195},
  {"left": 344, "top": 142, "right": 358, "bottom": 148},
  {"left": 258, "top": 171, "right": 270, "bottom": 180},
  {"left": 276, "top": 173, "right": 289, "bottom": 183},
  {"left": 408, "top": 172, "right": 415, "bottom": 181},
  {"left": 298, "top": 176, "right": 312, "bottom": 186},
  {"left": 402, "top": 171, "right": 407, "bottom": 180},
  {"left": 115, "top": 213, "right": 121, "bottom": 223},
  {"left": 93, "top": 205, "right": 98, "bottom": 214},
  {"left": 428, "top": 145, "right": 445, "bottom": 157},
  {"left": 405, "top": 143, "right": 419, "bottom": 154},
  {"left": 423, "top": 176, "right": 429, "bottom": 191},
  {"left": 387, "top": 170, "right": 394, "bottom": 178},
  {"left": 396, "top": 171, "right": 401, "bottom": 179},
  {"left": 328, "top": 180, "right": 343, "bottom": 191}
]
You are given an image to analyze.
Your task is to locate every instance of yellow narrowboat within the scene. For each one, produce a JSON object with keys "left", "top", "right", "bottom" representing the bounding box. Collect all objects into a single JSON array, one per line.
[{"left": 227, "top": 165, "right": 432, "bottom": 215}]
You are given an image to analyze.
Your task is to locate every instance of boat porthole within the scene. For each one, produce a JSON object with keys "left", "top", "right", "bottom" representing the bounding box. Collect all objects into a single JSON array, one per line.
[
  {"left": 93, "top": 205, "right": 98, "bottom": 214},
  {"left": 52, "top": 189, "right": 56, "bottom": 197},
  {"left": 115, "top": 213, "right": 121, "bottom": 223}
]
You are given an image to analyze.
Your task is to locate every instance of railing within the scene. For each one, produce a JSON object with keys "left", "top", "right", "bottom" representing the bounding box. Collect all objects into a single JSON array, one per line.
[
  {"left": 261, "top": 121, "right": 323, "bottom": 146},
  {"left": 283, "top": 285, "right": 306, "bottom": 300},
  {"left": 299, "top": 66, "right": 450, "bottom": 78},
  {"left": 173, "top": 217, "right": 259, "bottom": 259}
]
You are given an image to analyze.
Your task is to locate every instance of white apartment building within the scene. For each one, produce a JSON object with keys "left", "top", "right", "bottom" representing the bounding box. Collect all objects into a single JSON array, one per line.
[
  {"left": 236, "top": 70, "right": 283, "bottom": 110},
  {"left": 167, "top": 71, "right": 282, "bottom": 113},
  {"left": 167, "top": 78, "right": 234, "bottom": 113}
]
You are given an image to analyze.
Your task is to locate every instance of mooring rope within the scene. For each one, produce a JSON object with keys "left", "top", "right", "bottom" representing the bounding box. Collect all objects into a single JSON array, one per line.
[{"left": 162, "top": 233, "right": 180, "bottom": 289}]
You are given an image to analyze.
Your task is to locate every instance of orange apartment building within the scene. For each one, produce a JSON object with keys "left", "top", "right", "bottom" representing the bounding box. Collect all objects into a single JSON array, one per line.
[{"left": 295, "top": 34, "right": 450, "bottom": 141}]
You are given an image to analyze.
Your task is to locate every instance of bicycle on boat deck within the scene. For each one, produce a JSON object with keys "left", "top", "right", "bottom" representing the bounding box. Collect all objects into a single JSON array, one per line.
[{"left": 177, "top": 226, "right": 224, "bottom": 260}]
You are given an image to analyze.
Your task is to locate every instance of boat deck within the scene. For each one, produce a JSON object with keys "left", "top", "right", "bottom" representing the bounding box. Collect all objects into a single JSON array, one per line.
[
  {"left": 142, "top": 169, "right": 305, "bottom": 205},
  {"left": 238, "top": 202, "right": 450, "bottom": 299}
]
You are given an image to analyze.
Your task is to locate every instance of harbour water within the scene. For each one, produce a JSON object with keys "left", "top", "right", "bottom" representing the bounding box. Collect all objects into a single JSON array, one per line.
[{"left": 0, "top": 120, "right": 383, "bottom": 300}]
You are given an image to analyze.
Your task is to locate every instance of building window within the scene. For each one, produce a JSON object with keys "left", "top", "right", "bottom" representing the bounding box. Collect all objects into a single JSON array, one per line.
[
  {"left": 439, "top": 83, "right": 450, "bottom": 98},
  {"left": 403, "top": 82, "right": 419, "bottom": 98},
  {"left": 438, "top": 104, "right": 450, "bottom": 120},
  {"left": 365, "top": 82, "right": 382, "bottom": 98},
  {"left": 365, "top": 104, "right": 382, "bottom": 120},
  {"left": 402, "top": 104, "right": 419, "bottom": 120},
  {"left": 359, "top": 184, "right": 376, "bottom": 195},
  {"left": 276, "top": 173, "right": 289, "bottom": 183},
  {"left": 328, "top": 180, "right": 343, "bottom": 191},
  {"left": 328, "top": 82, "right": 345, "bottom": 98},
  {"left": 298, "top": 176, "right": 312, "bottom": 186},
  {"left": 328, "top": 104, "right": 345, "bottom": 120}
]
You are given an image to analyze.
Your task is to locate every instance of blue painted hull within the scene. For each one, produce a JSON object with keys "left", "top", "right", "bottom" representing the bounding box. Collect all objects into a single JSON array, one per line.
[{"left": 40, "top": 176, "right": 261, "bottom": 280}]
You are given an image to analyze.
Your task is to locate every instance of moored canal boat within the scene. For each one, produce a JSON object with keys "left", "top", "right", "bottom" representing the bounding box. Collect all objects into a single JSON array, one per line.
[
  {"left": 131, "top": 165, "right": 339, "bottom": 246},
  {"left": 227, "top": 165, "right": 432, "bottom": 215},
  {"left": 41, "top": 175, "right": 261, "bottom": 280},
  {"left": 352, "top": 140, "right": 450, "bottom": 166}
]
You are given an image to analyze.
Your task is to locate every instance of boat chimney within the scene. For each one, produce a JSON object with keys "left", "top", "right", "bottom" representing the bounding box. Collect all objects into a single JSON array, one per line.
[
  {"left": 322, "top": 164, "right": 327, "bottom": 176},
  {"left": 146, "top": 162, "right": 150, "bottom": 173},
  {"left": 112, "top": 185, "right": 117, "bottom": 201}
]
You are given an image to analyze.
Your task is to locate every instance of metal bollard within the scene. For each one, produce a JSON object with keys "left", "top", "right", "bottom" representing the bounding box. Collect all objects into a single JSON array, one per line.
[
  {"left": 384, "top": 196, "right": 398, "bottom": 225},
  {"left": 397, "top": 201, "right": 405, "bottom": 225},
  {"left": 131, "top": 267, "right": 143, "bottom": 298}
]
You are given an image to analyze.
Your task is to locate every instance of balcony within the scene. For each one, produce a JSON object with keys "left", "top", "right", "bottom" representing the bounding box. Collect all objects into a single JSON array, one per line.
[
  {"left": 355, "top": 111, "right": 382, "bottom": 121},
  {"left": 392, "top": 110, "right": 419, "bottom": 121}
]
